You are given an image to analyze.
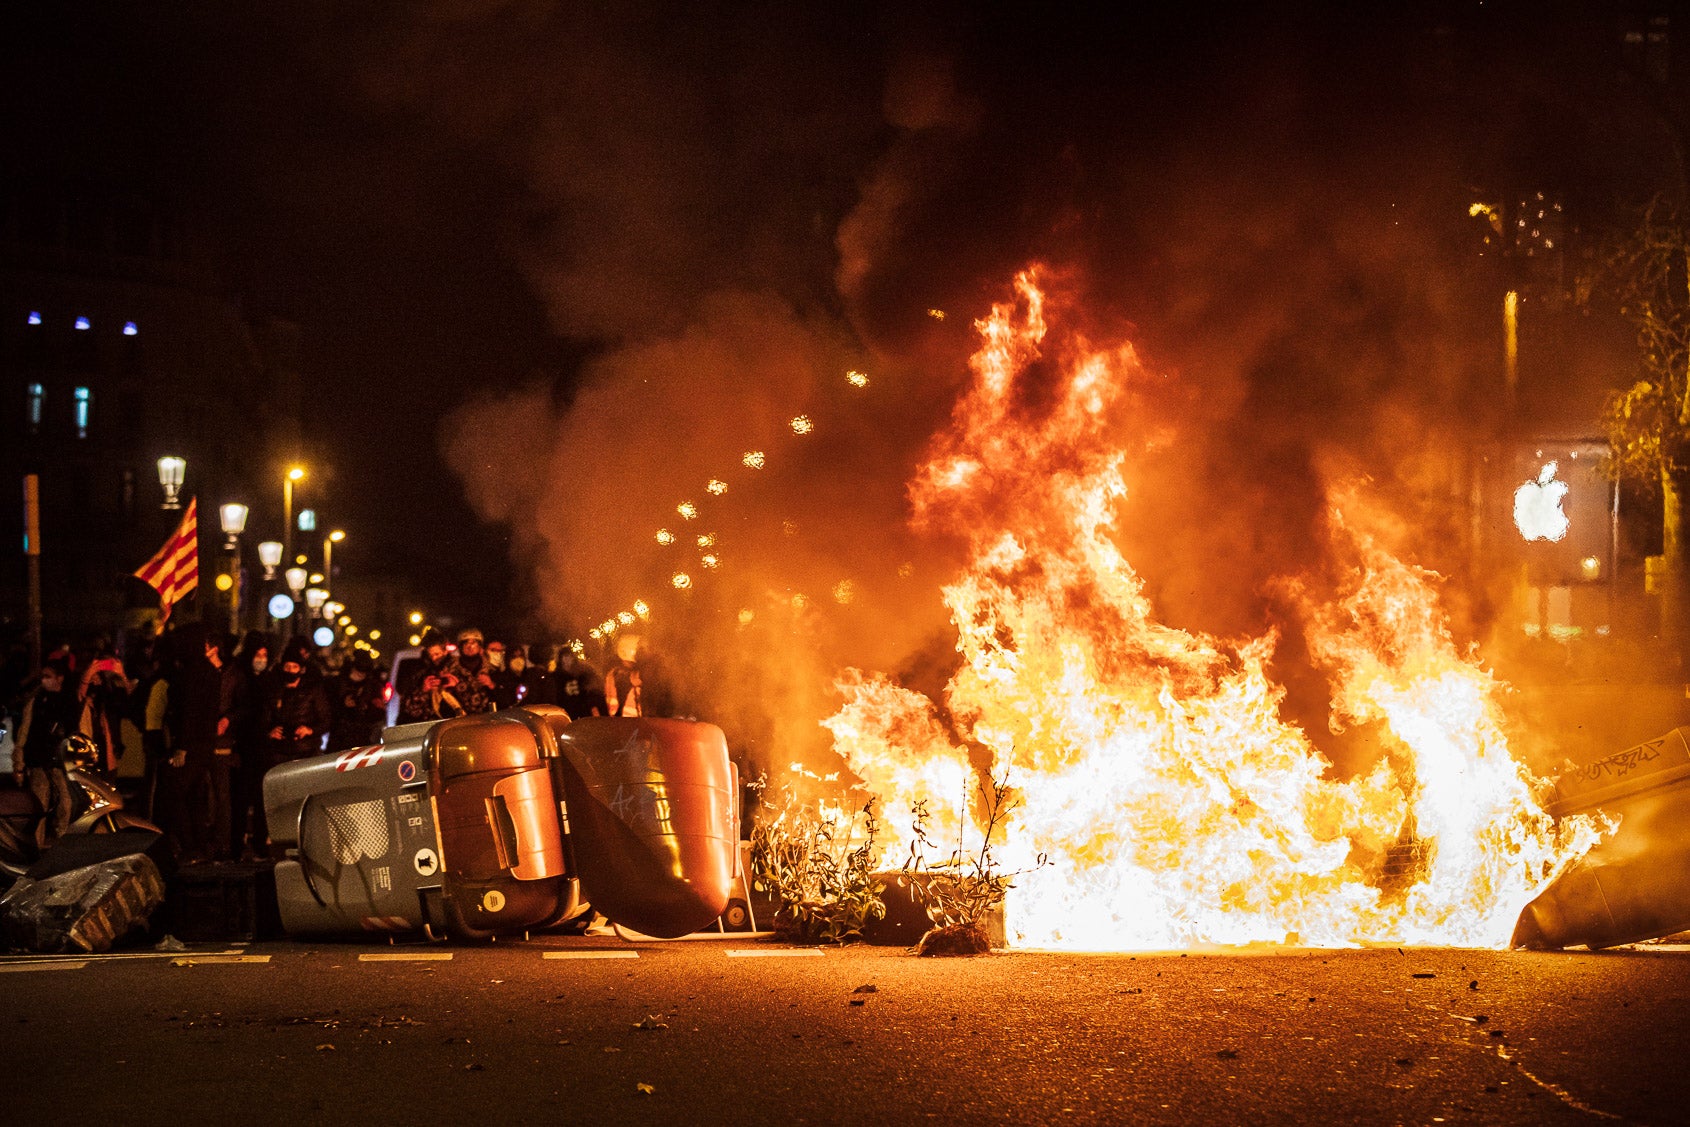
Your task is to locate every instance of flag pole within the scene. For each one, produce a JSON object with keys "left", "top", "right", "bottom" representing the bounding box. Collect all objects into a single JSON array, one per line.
[{"left": 24, "top": 474, "right": 42, "bottom": 671}]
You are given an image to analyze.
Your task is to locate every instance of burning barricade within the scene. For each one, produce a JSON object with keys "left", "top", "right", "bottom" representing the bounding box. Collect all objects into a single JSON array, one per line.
[
  {"left": 264, "top": 707, "right": 741, "bottom": 942},
  {"left": 1513, "top": 728, "right": 1690, "bottom": 951}
]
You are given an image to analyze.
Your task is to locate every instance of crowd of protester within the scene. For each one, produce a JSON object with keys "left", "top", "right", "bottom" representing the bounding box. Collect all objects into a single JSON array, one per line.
[{"left": 3, "top": 621, "right": 649, "bottom": 866}]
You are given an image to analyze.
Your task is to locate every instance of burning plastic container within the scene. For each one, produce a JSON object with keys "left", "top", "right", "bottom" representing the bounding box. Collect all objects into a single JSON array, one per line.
[
  {"left": 1513, "top": 726, "right": 1690, "bottom": 950},
  {"left": 539, "top": 715, "right": 738, "bottom": 939}
]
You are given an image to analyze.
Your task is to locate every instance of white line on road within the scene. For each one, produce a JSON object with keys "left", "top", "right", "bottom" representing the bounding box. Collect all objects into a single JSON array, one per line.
[
  {"left": 358, "top": 951, "right": 454, "bottom": 962},
  {"left": 0, "top": 961, "right": 87, "bottom": 973},
  {"left": 0, "top": 948, "right": 248, "bottom": 965},
  {"left": 725, "top": 948, "right": 824, "bottom": 958},
  {"left": 171, "top": 955, "right": 272, "bottom": 966},
  {"left": 542, "top": 950, "right": 640, "bottom": 960}
]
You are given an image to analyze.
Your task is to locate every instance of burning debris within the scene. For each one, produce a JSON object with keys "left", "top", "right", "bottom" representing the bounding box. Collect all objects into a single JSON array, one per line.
[{"left": 815, "top": 270, "right": 1603, "bottom": 951}]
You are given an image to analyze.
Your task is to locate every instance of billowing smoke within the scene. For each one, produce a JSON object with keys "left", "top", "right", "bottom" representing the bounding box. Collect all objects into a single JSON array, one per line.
[{"left": 350, "top": 5, "right": 1622, "bottom": 775}]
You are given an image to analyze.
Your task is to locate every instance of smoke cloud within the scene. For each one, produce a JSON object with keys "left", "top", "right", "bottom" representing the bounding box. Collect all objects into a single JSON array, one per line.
[{"left": 346, "top": 4, "right": 1642, "bottom": 772}]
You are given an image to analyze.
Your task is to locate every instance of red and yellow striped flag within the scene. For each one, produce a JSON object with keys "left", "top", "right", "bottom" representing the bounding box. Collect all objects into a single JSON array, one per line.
[{"left": 134, "top": 497, "right": 199, "bottom": 622}]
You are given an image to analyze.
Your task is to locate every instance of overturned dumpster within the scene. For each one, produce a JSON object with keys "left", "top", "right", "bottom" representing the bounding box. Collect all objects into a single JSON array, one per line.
[
  {"left": 264, "top": 706, "right": 738, "bottom": 942},
  {"left": 1514, "top": 726, "right": 1690, "bottom": 950}
]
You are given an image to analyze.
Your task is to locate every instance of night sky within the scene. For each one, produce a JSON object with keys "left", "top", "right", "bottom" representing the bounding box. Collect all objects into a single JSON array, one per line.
[{"left": 3, "top": 2, "right": 1667, "bottom": 663}]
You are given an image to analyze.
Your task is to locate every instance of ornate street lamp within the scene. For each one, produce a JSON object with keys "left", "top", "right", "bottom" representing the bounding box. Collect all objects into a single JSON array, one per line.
[
  {"left": 156, "top": 456, "right": 186, "bottom": 511},
  {"left": 219, "top": 502, "right": 249, "bottom": 548},
  {"left": 284, "top": 566, "right": 308, "bottom": 597},
  {"left": 257, "top": 540, "right": 283, "bottom": 580},
  {"left": 219, "top": 503, "right": 250, "bottom": 635}
]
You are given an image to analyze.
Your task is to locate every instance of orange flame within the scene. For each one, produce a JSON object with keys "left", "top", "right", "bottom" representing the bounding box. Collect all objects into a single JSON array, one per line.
[{"left": 824, "top": 269, "right": 1599, "bottom": 950}]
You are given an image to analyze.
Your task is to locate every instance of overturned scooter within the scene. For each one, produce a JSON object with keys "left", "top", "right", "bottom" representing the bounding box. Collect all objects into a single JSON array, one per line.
[
  {"left": 0, "top": 733, "right": 160, "bottom": 885},
  {"left": 263, "top": 706, "right": 739, "bottom": 941}
]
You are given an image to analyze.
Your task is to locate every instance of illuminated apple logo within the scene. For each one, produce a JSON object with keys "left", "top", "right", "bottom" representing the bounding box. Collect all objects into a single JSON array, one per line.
[{"left": 1514, "top": 462, "right": 1570, "bottom": 542}]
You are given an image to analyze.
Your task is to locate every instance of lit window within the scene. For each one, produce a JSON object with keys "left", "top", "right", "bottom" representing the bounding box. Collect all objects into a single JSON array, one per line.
[
  {"left": 123, "top": 321, "right": 138, "bottom": 336},
  {"left": 74, "top": 316, "right": 91, "bottom": 331},
  {"left": 27, "top": 311, "right": 42, "bottom": 326},
  {"left": 74, "top": 386, "right": 91, "bottom": 438},
  {"left": 27, "top": 383, "right": 44, "bottom": 433}
]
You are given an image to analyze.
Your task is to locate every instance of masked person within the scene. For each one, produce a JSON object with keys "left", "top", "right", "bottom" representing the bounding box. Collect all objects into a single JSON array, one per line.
[
  {"left": 400, "top": 629, "right": 466, "bottom": 722},
  {"left": 328, "top": 650, "right": 386, "bottom": 751},
  {"left": 263, "top": 641, "right": 331, "bottom": 765},
  {"left": 11, "top": 660, "right": 78, "bottom": 842},
  {"left": 248, "top": 641, "right": 331, "bottom": 858}
]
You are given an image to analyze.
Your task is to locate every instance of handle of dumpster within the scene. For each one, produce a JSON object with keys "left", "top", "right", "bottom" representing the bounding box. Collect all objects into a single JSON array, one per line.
[
  {"left": 485, "top": 794, "right": 520, "bottom": 874},
  {"left": 295, "top": 795, "right": 327, "bottom": 907}
]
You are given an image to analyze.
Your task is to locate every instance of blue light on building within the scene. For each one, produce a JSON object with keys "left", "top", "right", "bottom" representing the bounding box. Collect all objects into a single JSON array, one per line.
[
  {"left": 123, "top": 321, "right": 138, "bottom": 336},
  {"left": 27, "top": 311, "right": 42, "bottom": 326},
  {"left": 74, "top": 316, "right": 91, "bottom": 331}
]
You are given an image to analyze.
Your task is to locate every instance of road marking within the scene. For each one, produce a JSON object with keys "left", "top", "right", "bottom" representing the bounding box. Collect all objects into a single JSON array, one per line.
[
  {"left": 358, "top": 951, "right": 453, "bottom": 962},
  {"left": 0, "top": 961, "right": 87, "bottom": 973},
  {"left": 0, "top": 948, "right": 247, "bottom": 966},
  {"left": 171, "top": 955, "right": 272, "bottom": 966},
  {"left": 543, "top": 950, "right": 640, "bottom": 960},
  {"left": 725, "top": 949, "right": 823, "bottom": 958}
]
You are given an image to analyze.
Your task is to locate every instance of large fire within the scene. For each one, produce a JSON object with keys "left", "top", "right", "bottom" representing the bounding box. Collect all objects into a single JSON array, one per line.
[{"left": 822, "top": 269, "right": 1602, "bottom": 950}]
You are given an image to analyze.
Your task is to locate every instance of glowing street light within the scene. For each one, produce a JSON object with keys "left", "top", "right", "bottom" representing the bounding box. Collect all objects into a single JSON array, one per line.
[
  {"left": 156, "top": 456, "right": 186, "bottom": 511},
  {"left": 283, "top": 466, "right": 305, "bottom": 564},
  {"left": 257, "top": 540, "right": 283, "bottom": 580},
  {"left": 219, "top": 502, "right": 250, "bottom": 634},
  {"left": 284, "top": 567, "right": 308, "bottom": 597},
  {"left": 325, "top": 529, "right": 345, "bottom": 581}
]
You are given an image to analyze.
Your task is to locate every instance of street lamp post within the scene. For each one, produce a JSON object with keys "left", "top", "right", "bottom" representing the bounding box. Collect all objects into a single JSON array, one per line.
[
  {"left": 283, "top": 466, "right": 305, "bottom": 568},
  {"left": 157, "top": 456, "right": 186, "bottom": 511},
  {"left": 284, "top": 566, "right": 308, "bottom": 634},
  {"left": 325, "top": 529, "right": 345, "bottom": 583},
  {"left": 219, "top": 502, "right": 249, "bottom": 635},
  {"left": 257, "top": 540, "right": 283, "bottom": 580}
]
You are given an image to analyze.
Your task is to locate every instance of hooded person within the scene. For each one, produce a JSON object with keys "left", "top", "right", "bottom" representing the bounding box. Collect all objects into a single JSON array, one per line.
[
  {"left": 261, "top": 639, "right": 331, "bottom": 763},
  {"left": 158, "top": 621, "right": 227, "bottom": 862},
  {"left": 227, "top": 630, "right": 276, "bottom": 859},
  {"left": 328, "top": 649, "right": 386, "bottom": 751}
]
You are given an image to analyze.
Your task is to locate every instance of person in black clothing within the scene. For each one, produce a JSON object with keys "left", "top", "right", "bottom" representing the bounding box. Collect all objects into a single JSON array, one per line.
[
  {"left": 159, "top": 623, "right": 226, "bottom": 862},
  {"left": 249, "top": 639, "right": 331, "bottom": 857},
  {"left": 327, "top": 650, "right": 386, "bottom": 751},
  {"left": 227, "top": 631, "right": 274, "bottom": 860},
  {"left": 398, "top": 629, "right": 465, "bottom": 723},
  {"left": 10, "top": 660, "right": 78, "bottom": 840},
  {"left": 555, "top": 648, "right": 606, "bottom": 719},
  {"left": 510, "top": 642, "right": 552, "bottom": 710},
  {"left": 263, "top": 640, "right": 332, "bottom": 763}
]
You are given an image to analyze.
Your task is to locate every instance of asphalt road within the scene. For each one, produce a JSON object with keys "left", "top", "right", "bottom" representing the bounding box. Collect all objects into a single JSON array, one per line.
[{"left": 3, "top": 937, "right": 1685, "bottom": 1125}]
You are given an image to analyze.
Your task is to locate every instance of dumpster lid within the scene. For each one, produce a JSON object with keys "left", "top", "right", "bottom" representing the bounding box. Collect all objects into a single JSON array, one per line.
[{"left": 1549, "top": 727, "right": 1690, "bottom": 817}]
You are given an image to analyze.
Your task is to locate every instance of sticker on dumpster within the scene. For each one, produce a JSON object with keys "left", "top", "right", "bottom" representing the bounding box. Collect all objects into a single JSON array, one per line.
[
  {"left": 413, "top": 848, "right": 439, "bottom": 877},
  {"left": 335, "top": 747, "right": 384, "bottom": 772},
  {"left": 396, "top": 759, "right": 417, "bottom": 783},
  {"left": 482, "top": 890, "right": 505, "bottom": 913}
]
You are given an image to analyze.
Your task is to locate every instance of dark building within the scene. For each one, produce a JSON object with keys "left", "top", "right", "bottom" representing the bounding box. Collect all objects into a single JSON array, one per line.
[{"left": 0, "top": 178, "right": 301, "bottom": 648}]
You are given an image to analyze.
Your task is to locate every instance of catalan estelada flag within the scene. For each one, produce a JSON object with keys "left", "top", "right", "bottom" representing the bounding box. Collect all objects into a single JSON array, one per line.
[{"left": 134, "top": 497, "right": 199, "bottom": 622}]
